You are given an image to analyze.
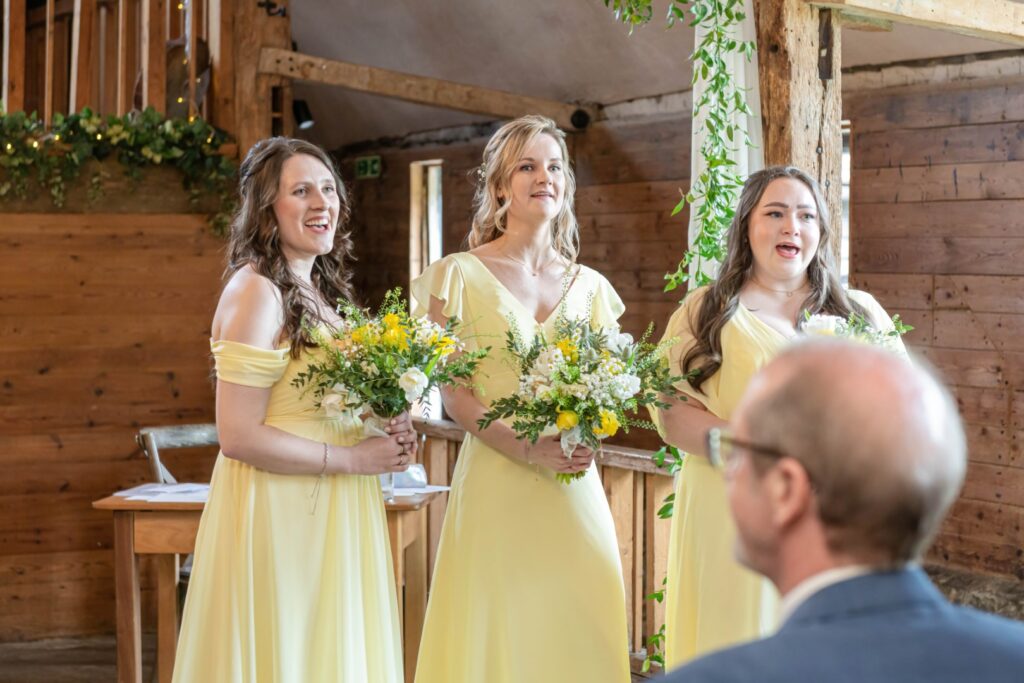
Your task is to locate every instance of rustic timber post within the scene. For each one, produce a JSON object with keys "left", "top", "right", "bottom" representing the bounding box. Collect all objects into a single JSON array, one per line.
[
  {"left": 755, "top": 0, "right": 843, "bottom": 257},
  {"left": 233, "top": 0, "right": 289, "bottom": 156}
]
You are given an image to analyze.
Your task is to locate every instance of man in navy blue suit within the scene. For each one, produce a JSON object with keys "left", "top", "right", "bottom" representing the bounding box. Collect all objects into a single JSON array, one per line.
[{"left": 664, "top": 340, "right": 1024, "bottom": 683}]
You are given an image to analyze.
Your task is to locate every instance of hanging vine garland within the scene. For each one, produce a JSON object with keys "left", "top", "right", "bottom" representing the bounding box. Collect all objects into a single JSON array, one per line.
[
  {"left": 603, "top": 0, "right": 756, "bottom": 290},
  {"left": 0, "top": 107, "right": 237, "bottom": 235},
  {"left": 602, "top": 0, "right": 757, "bottom": 671}
]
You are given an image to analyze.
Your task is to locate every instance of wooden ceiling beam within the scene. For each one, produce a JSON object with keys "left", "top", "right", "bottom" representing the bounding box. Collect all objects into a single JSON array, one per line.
[
  {"left": 809, "top": 0, "right": 1024, "bottom": 46},
  {"left": 258, "top": 47, "right": 594, "bottom": 131}
]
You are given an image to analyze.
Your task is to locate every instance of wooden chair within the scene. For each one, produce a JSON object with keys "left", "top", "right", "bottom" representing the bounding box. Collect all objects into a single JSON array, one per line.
[
  {"left": 135, "top": 423, "right": 219, "bottom": 599},
  {"left": 136, "top": 423, "right": 219, "bottom": 484}
]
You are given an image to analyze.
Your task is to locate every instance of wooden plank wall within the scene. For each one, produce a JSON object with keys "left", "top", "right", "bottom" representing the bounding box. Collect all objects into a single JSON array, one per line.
[
  {"left": 847, "top": 80, "right": 1024, "bottom": 581},
  {"left": 0, "top": 203, "right": 224, "bottom": 640}
]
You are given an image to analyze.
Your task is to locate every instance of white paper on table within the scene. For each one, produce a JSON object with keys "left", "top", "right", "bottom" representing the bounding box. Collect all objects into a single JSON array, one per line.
[
  {"left": 392, "top": 484, "right": 451, "bottom": 497},
  {"left": 122, "top": 483, "right": 210, "bottom": 503}
]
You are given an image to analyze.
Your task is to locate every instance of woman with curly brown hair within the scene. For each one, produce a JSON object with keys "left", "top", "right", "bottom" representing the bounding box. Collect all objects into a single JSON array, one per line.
[
  {"left": 173, "top": 138, "right": 417, "bottom": 682},
  {"left": 653, "top": 166, "right": 902, "bottom": 670}
]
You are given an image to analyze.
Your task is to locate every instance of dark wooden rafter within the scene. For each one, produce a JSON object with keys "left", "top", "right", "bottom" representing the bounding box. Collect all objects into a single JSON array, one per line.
[{"left": 257, "top": 47, "right": 595, "bottom": 131}]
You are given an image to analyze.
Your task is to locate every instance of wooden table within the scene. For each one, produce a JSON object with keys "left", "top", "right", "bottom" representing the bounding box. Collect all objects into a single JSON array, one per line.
[{"left": 93, "top": 491, "right": 439, "bottom": 683}]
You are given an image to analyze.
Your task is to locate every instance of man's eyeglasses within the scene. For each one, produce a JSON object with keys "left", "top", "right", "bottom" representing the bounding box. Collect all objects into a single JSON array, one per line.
[{"left": 705, "top": 427, "right": 786, "bottom": 471}]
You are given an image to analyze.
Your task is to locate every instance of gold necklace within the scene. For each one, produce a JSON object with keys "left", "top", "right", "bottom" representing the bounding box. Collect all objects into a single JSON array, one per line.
[
  {"left": 500, "top": 247, "right": 559, "bottom": 277},
  {"left": 751, "top": 276, "right": 809, "bottom": 298}
]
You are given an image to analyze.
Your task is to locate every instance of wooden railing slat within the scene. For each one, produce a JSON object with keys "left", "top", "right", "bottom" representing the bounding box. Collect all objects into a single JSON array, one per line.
[
  {"left": 3, "top": 0, "right": 27, "bottom": 112},
  {"left": 70, "top": 0, "right": 97, "bottom": 111},
  {"left": 185, "top": 0, "right": 196, "bottom": 117},
  {"left": 44, "top": 0, "right": 55, "bottom": 122},
  {"left": 141, "top": 0, "right": 165, "bottom": 111}
]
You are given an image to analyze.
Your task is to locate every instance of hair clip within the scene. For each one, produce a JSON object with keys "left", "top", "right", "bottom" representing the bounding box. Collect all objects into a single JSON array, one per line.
[{"left": 474, "top": 166, "right": 486, "bottom": 184}]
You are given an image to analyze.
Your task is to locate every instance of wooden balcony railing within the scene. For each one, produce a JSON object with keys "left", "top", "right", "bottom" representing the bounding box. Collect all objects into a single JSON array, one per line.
[
  {"left": 2, "top": 0, "right": 217, "bottom": 121},
  {"left": 413, "top": 417, "right": 672, "bottom": 670}
]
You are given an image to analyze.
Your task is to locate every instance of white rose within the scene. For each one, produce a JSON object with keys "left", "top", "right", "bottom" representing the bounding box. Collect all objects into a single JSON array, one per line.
[
  {"left": 398, "top": 367, "right": 429, "bottom": 403},
  {"left": 605, "top": 328, "right": 634, "bottom": 355},
  {"left": 803, "top": 314, "right": 844, "bottom": 337}
]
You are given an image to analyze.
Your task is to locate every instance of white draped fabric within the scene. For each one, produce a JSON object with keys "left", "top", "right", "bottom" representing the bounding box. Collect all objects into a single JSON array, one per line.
[{"left": 688, "top": 0, "right": 765, "bottom": 282}]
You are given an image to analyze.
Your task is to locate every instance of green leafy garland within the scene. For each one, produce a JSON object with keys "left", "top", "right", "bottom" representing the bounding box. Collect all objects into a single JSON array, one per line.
[
  {"left": 0, "top": 107, "right": 236, "bottom": 234},
  {"left": 602, "top": 0, "right": 756, "bottom": 671},
  {"left": 603, "top": 0, "right": 755, "bottom": 290}
]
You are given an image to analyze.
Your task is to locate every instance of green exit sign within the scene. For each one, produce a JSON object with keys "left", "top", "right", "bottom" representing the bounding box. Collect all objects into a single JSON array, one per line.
[{"left": 354, "top": 155, "right": 382, "bottom": 179}]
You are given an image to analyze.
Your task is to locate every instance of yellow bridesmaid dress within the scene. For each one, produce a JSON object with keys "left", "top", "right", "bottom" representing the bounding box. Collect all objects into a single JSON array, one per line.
[
  {"left": 172, "top": 340, "right": 403, "bottom": 683},
  {"left": 656, "top": 286, "right": 899, "bottom": 669},
  {"left": 411, "top": 253, "right": 631, "bottom": 683}
]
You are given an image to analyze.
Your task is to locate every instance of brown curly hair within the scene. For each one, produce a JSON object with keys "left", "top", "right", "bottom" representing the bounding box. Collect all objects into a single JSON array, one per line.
[
  {"left": 683, "top": 165, "right": 870, "bottom": 393},
  {"left": 225, "top": 137, "right": 356, "bottom": 357}
]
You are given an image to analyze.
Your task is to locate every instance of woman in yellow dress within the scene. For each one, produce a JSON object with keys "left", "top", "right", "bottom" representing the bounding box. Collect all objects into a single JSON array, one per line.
[
  {"left": 173, "top": 138, "right": 419, "bottom": 682},
  {"left": 654, "top": 166, "right": 902, "bottom": 669},
  {"left": 411, "top": 115, "right": 631, "bottom": 683}
]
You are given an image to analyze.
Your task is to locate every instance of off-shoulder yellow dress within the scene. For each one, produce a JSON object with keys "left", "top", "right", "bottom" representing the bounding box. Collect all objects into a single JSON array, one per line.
[
  {"left": 655, "top": 286, "right": 899, "bottom": 669},
  {"left": 172, "top": 340, "right": 403, "bottom": 683},
  {"left": 411, "top": 253, "right": 631, "bottom": 683}
]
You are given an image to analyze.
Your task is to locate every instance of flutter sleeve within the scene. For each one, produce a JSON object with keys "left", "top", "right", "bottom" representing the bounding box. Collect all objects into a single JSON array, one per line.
[
  {"left": 589, "top": 269, "right": 626, "bottom": 330},
  {"left": 410, "top": 255, "right": 467, "bottom": 321},
  {"left": 210, "top": 339, "right": 291, "bottom": 388}
]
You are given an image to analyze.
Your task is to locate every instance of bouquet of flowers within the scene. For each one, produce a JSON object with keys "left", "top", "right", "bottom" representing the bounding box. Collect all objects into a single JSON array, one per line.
[
  {"left": 801, "top": 310, "right": 913, "bottom": 348},
  {"left": 293, "top": 288, "right": 487, "bottom": 431},
  {"left": 478, "top": 295, "right": 684, "bottom": 484}
]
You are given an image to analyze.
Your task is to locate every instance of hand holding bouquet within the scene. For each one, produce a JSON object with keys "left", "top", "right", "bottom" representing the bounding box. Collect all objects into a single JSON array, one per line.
[
  {"left": 478, "top": 296, "right": 684, "bottom": 484},
  {"left": 293, "top": 289, "right": 488, "bottom": 431}
]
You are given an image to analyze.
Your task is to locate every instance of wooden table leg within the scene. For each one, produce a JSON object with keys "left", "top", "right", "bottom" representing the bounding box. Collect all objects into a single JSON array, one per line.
[
  {"left": 113, "top": 511, "right": 142, "bottom": 683},
  {"left": 156, "top": 553, "right": 180, "bottom": 683},
  {"left": 403, "top": 508, "right": 428, "bottom": 683}
]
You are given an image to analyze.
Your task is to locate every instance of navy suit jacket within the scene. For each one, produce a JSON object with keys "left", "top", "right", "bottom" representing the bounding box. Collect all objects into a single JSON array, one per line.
[{"left": 663, "top": 568, "right": 1024, "bottom": 683}]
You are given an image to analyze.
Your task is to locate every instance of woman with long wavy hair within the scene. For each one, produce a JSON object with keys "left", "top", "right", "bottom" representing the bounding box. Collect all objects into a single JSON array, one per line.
[
  {"left": 653, "top": 165, "right": 903, "bottom": 670},
  {"left": 411, "top": 115, "right": 631, "bottom": 683},
  {"left": 173, "top": 138, "right": 418, "bottom": 682}
]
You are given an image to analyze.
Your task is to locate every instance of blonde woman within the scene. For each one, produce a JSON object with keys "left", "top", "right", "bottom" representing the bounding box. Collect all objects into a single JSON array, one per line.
[
  {"left": 411, "top": 115, "right": 631, "bottom": 683},
  {"left": 653, "top": 166, "right": 903, "bottom": 669}
]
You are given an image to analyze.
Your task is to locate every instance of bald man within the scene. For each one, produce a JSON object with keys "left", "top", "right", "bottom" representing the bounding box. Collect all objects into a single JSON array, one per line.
[{"left": 664, "top": 340, "right": 1024, "bottom": 683}]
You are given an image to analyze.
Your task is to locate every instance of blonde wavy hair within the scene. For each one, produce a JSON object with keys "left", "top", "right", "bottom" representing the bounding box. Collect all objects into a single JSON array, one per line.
[{"left": 467, "top": 115, "right": 579, "bottom": 261}]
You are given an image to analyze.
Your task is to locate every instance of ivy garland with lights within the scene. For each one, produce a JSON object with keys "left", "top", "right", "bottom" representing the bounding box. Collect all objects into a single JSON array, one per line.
[{"left": 0, "top": 107, "right": 236, "bottom": 234}]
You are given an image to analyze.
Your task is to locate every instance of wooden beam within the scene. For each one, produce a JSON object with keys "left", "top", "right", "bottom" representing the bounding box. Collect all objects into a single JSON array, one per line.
[
  {"left": 258, "top": 48, "right": 594, "bottom": 131},
  {"left": 140, "top": 0, "right": 165, "bottom": 112},
  {"left": 837, "top": 9, "right": 891, "bottom": 32},
  {"left": 756, "top": 0, "right": 843, "bottom": 257},
  {"left": 44, "top": 0, "right": 55, "bottom": 123},
  {"left": 3, "top": 0, "right": 27, "bottom": 112},
  {"left": 809, "top": 0, "right": 1024, "bottom": 46},
  {"left": 70, "top": 0, "right": 98, "bottom": 111}
]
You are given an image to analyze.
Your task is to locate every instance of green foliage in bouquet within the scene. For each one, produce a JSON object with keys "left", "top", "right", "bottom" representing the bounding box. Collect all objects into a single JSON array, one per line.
[
  {"left": 478, "top": 294, "right": 687, "bottom": 484},
  {"left": 0, "top": 106, "right": 236, "bottom": 234},
  {"left": 802, "top": 310, "right": 914, "bottom": 347},
  {"left": 292, "top": 289, "right": 488, "bottom": 420}
]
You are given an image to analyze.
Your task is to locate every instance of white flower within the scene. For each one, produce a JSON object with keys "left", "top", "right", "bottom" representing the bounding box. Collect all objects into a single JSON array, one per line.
[
  {"left": 398, "top": 367, "right": 429, "bottom": 403},
  {"left": 533, "top": 347, "right": 565, "bottom": 377},
  {"left": 609, "top": 373, "right": 641, "bottom": 401},
  {"left": 605, "top": 328, "right": 634, "bottom": 355},
  {"left": 803, "top": 314, "right": 844, "bottom": 337},
  {"left": 321, "top": 392, "right": 346, "bottom": 417}
]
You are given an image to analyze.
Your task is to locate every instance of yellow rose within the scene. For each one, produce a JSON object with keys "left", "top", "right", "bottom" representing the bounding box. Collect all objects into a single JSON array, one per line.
[
  {"left": 556, "top": 411, "right": 579, "bottom": 432},
  {"left": 594, "top": 410, "right": 620, "bottom": 438},
  {"left": 382, "top": 313, "right": 401, "bottom": 330}
]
